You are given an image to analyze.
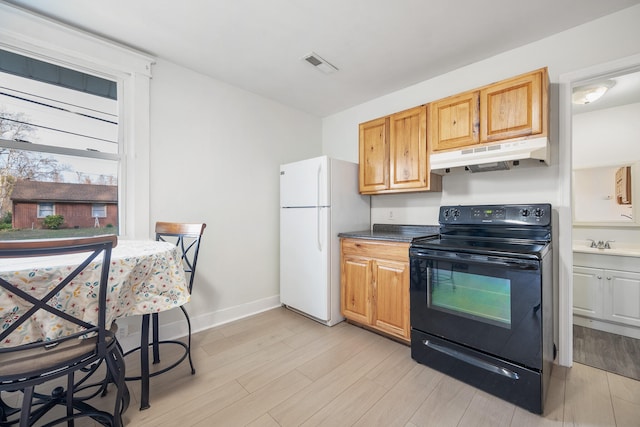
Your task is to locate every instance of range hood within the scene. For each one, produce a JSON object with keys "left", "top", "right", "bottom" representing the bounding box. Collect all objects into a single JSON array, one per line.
[{"left": 430, "top": 137, "right": 549, "bottom": 174}]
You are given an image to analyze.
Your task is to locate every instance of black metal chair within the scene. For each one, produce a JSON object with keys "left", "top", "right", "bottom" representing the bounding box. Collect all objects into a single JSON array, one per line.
[
  {"left": 125, "top": 222, "right": 205, "bottom": 410},
  {"left": 0, "top": 235, "right": 129, "bottom": 427}
]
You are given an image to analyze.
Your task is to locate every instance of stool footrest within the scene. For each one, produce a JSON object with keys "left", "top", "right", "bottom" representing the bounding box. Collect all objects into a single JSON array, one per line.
[{"left": 123, "top": 340, "right": 193, "bottom": 381}]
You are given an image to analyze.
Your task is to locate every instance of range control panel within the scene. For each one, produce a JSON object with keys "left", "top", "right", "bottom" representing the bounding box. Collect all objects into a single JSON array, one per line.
[{"left": 439, "top": 204, "right": 551, "bottom": 226}]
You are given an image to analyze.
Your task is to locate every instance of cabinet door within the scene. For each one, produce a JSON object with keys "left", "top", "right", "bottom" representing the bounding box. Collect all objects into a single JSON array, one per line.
[
  {"left": 573, "top": 266, "right": 603, "bottom": 318},
  {"left": 373, "top": 259, "right": 410, "bottom": 340},
  {"left": 389, "top": 106, "right": 428, "bottom": 191},
  {"left": 604, "top": 270, "right": 640, "bottom": 327},
  {"left": 341, "top": 255, "right": 373, "bottom": 325},
  {"left": 359, "top": 117, "right": 389, "bottom": 193},
  {"left": 429, "top": 90, "right": 479, "bottom": 151},
  {"left": 480, "top": 69, "right": 546, "bottom": 142}
]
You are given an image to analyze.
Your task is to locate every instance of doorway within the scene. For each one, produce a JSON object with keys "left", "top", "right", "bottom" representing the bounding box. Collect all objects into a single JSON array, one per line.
[{"left": 565, "top": 59, "right": 640, "bottom": 380}]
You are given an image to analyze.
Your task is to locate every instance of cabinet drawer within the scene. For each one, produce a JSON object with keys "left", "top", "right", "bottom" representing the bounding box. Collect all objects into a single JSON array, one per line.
[{"left": 341, "top": 238, "right": 410, "bottom": 262}]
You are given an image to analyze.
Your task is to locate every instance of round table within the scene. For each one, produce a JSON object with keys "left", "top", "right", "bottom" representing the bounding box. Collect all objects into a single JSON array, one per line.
[{"left": 0, "top": 239, "right": 189, "bottom": 347}]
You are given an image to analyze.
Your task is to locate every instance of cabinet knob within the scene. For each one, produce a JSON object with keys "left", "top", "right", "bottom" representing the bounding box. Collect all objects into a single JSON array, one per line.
[
  {"left": 606, "top": 277, "right": 612, "bottom": 280},
  {"left": 597, "top": 275, "right": 602, "bottom": 279}
]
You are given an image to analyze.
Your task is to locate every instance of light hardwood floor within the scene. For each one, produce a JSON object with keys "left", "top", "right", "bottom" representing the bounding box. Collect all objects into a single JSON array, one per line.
[
  {"left": 7, "top": 307, "right": 640, "bottom": 426},
  {"left": 122, "top": 307, "right": 640, "bottom": 427}
]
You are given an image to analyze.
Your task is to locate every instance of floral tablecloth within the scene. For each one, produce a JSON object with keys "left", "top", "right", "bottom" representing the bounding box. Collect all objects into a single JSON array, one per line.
[{"left": 0, "top": 239, "right": 189, "bottom": 347}]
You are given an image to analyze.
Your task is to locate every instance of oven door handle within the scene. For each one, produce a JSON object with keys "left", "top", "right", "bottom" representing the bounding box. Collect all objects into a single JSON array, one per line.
[
  {"left": 500, "top": 260, "right": 540, "bottom": 270},
  {"left": 411, "top": 250, "right": 539, "bottom": 270},
  {"left": 423, "top": 339, "right": 520, "bottom": 380}
]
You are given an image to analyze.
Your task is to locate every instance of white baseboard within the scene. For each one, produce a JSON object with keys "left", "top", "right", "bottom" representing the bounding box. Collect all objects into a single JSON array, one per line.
[{"left": 118, "top": 295, "right": 282, "bottom": 352}]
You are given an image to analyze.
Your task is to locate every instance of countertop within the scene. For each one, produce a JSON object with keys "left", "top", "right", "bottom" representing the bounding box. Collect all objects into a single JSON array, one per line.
[
  {"left": 339, "top": 224, "right": 440, "bottom": 243},
  {"left": 573, "top": 240, "right": 640, "bottom": 258}
]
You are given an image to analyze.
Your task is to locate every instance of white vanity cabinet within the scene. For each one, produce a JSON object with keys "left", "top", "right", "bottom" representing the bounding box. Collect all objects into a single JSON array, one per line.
[
  {"left": 573, "top": 266, "right": 604, "bottom": 319},
  {"left": 573, "top": 251, "right": 640, "bottom": 337},
  {"left": 606, "top": 270, "right": 640, "bottom": 327}
]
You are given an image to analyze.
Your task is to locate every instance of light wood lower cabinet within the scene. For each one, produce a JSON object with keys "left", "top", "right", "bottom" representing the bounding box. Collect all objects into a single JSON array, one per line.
[{"left": 340, "top": 238, "right": 410, "bottom": 342}]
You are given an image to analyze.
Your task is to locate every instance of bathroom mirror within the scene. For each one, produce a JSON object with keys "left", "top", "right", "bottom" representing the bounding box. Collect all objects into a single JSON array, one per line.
[{"left": 572, "top": 162, "right": 638, "bottom": 226}]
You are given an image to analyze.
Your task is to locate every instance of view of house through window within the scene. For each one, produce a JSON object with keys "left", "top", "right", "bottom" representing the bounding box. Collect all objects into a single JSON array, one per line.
[{"left": 0, "top": 49, "right": 119, "bottom": 239}]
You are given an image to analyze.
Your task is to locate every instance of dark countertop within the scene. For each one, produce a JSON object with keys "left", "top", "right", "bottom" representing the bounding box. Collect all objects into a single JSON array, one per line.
[{"left": 339, "top": 224, "right": 440, "bottom": 243}]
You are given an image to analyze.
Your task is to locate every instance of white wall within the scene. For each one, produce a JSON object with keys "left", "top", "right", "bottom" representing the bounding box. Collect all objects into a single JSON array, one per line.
[
  {"left": 572, "top": 103, "right": 640, "bottom": 242},
  {"left": 573, "top": 103, "right": 640, "bottom": 169},
  {"left": 573, "top": 166, "right": 633, "bottom": 223},
  {"left": 321, "top": 5, "right": 640, "bottom": 365},
  {"left": 323, "top": 5, "right": 640, "bottom": 225},
  {"left": 148, "top": 59, "right": 322, "bottom": 331}
]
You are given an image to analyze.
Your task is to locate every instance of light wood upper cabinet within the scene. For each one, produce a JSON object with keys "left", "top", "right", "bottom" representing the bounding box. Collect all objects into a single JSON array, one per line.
[
  {"left": 430, "top": 67, "right": 548, "bottom": 152},
  {"left": 429, "top": 90, "right": 480, "bottom": 152},
  {"left": 359, "top": 116, "right": 389, "bottom": 193},
  {"left": 480, "top": 68, "right": 547, "bottom": 142},
  {"left": 389, "top": 106, "right": 428, "bottom": 190},
  {"left": 359, "top": 105, "right": 441, "bottom": 194},
  {"left": 341, "top": 238, "right": 411, "bottom": 343}
]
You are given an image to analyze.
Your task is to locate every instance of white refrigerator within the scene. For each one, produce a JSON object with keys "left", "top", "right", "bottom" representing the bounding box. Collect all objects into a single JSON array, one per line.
[{"left": 280, "top": 156, "right": 370, "bottom": 326}]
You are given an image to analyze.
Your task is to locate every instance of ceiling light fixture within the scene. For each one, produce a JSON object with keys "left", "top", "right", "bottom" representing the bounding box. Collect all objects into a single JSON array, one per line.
[
  {"left": 302, "top": 52, "right": 338, "bottom": 74},
  {"left": 572, "top": 80, "right": 616, "bottom": 105}
]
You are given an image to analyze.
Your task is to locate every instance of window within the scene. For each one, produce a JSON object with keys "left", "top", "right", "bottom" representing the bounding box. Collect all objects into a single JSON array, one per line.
[
  {"left": 0, "top": 3, "right": 153, "bottom": 239},
  {"left": 92, "top": 203, "right": 107, "bottom": 218},
  {"left": 37, "top": 202, "right": 54, "bottom": 218},
  {"left": 0, "top": 52, "right": 119, "bottom": 235}
]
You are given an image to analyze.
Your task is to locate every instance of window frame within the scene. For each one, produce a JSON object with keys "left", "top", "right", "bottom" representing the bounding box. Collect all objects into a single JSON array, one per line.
[
  {"left": 0, "top": 3, "right": 153, "bottom": 239},
  {"left": 92, "top": 203, "right": 107, "bottom": 218},
  {"left": 37, "top": 202, "right": 54, "bottom": 218}
]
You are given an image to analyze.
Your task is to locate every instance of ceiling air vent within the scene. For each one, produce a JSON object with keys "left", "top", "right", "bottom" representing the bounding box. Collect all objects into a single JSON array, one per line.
[{"left": 303, "top": 52, "right": 338, "bottom": 74}]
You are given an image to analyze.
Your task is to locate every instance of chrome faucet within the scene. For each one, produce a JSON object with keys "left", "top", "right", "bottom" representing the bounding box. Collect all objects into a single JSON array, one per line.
[{"left": 604, "top": 240, "right": 614, "bottom": 249}]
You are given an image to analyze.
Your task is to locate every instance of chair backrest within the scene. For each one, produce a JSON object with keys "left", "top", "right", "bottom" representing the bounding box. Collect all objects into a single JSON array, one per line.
[
  {"left": 155, "top": 222, "right": 206, "bottom": 293},
  {"left": 0, "top": 235, "right": 117, "bottom": 356}
]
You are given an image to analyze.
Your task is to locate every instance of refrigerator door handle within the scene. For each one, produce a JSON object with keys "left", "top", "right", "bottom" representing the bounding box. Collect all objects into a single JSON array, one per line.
[{"left": 317, "top": 164, "right": 322, "bottom": 251}]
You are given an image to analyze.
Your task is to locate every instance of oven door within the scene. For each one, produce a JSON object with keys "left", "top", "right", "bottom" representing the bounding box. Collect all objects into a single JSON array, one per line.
[{"left": 410, "top": 248, "right": 543, "bottom": 369}]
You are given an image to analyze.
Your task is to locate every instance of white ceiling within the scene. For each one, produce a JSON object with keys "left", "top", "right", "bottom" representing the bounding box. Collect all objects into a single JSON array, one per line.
[
  {"left": 5, "top": 0, "right": 640, "bottom": 117},
  {"left": 572, "top": 69, "right": 640, "bottom": 115}
]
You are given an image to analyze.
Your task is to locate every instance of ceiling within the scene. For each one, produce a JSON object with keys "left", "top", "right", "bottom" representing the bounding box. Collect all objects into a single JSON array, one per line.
[
  {"left": 572, "top": 69, "right": 640, "bottom": 115},
  {"left": 4, "top": 0, "right": 640, "bottom": 117}
]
